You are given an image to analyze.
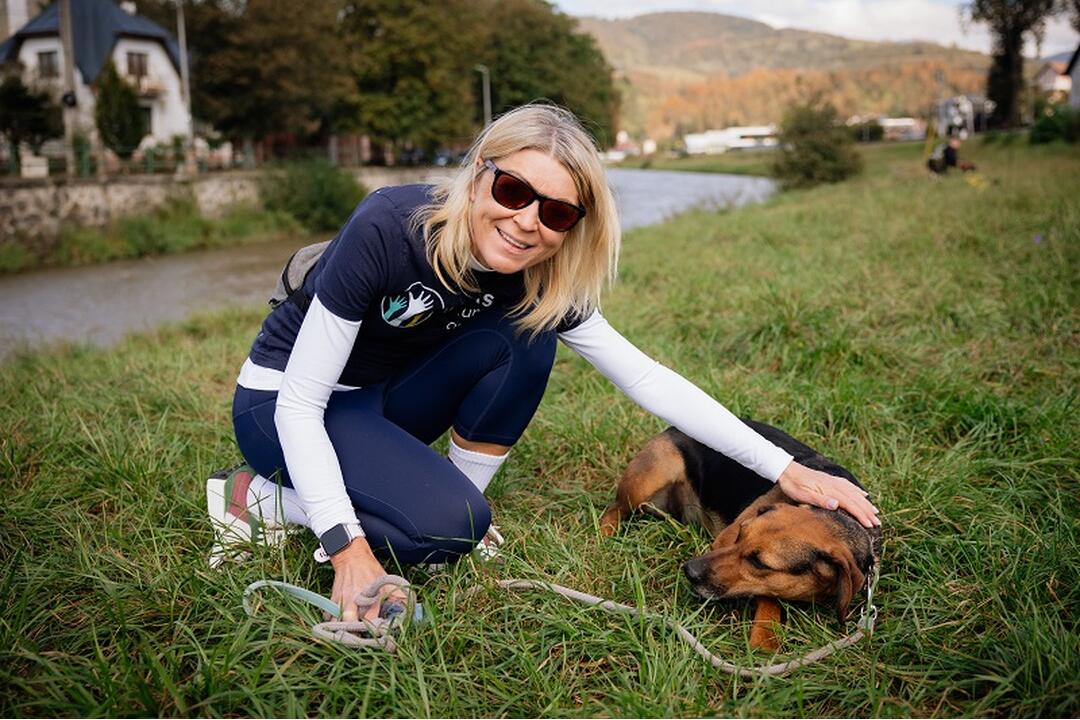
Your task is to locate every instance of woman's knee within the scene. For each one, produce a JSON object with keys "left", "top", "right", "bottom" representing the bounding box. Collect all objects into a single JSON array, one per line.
[
  {"left": 372, "top": 496, "right": 491, "bottom": 565},
  {"left": 511, "top": 329, "right": 557, "bottom": 388}
]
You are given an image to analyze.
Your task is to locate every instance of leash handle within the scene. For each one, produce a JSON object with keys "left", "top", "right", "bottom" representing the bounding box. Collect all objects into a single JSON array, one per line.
[
  {"left": 243, "top": 575, "right": 423, "bottom": 652},
  {"left": 244, "top": 579, "right": 340, "bottom": 618}
]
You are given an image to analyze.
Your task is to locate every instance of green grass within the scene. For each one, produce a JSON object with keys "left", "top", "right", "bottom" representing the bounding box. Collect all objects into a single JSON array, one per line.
[
  {"left": 1, "top": 200, "right": 304, "bottom": 274},
  {"left": 617, "top": 149, "right": 778, "bottom": 177},
  {"left": 615, "top": 141, "right": 933, "bottom": 179},
  {"left": 1, "top": 141, "right": 1078, "bottom": 716}
]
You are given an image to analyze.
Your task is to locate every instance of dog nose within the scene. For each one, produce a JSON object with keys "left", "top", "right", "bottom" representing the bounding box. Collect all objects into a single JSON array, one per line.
[{"left": 683, "top": 557, "right": 709, "bottom": 584}]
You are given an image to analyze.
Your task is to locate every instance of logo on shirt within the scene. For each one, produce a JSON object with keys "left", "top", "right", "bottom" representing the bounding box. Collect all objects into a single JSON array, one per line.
[{"left": 380, "top": 282, "right": 445, "bottom": 328}]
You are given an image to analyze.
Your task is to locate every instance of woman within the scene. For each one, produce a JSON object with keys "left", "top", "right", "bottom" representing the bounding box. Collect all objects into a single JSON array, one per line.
[{"left": 214, "top": 104, "right": 879, "bottom": 623}]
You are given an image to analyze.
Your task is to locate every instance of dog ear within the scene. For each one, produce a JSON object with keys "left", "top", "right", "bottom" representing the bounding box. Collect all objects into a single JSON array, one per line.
[{"left": 814, "top": 544, "right": 866, "bottom": 624}]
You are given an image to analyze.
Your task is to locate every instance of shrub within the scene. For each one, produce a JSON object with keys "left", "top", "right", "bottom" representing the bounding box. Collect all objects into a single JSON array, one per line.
[
  {"left": 772, "top": 97, "right": 863, "bottom": 189},
  {"left": 260, "top": 160, "right": 366, "bottom": 233},
  {"left": 94, "top": 61, "right": 146, "bottom": 160},
  {"left": 0, "top": 241, "right": 35, "bottom": 274},
  {"left": 1029, "top": 105, "right": 1080, "bottom": 145}
]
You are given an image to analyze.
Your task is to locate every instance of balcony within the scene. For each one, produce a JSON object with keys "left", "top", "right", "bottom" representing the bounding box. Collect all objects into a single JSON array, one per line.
[{"left": 131, "top": 74, "right": 165, "bottom": 97}]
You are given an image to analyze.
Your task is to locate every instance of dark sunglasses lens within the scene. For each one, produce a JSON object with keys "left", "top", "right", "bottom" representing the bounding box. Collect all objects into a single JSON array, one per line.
[
  {"left": 492, "top": 172, "right": 533, "bottom": 209},
  {"left": 540, "top": 201, "right": 582, "bottom": 232}
]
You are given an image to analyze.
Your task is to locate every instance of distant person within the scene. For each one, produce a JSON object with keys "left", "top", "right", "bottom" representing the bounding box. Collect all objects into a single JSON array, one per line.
[
  {"left": 211, "top": 103, "right": 879, "bottom": 624},
  {"left": 928, "top": 136, "right": 975, "bottom": 174}
]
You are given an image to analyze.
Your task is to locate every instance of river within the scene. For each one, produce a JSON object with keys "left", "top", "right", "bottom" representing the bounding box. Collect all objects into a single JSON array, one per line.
[{"left": 0, "top": 168, "right": 775, "bottom": 361}]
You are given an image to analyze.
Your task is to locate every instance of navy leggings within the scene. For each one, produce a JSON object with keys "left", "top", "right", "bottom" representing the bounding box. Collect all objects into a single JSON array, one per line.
[{"left": 232, "top": 309, "right": 557, "bottom": 565}]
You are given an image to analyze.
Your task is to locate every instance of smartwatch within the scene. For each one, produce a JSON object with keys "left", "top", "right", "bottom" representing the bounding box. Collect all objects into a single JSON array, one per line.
[{"left": 319, "top": 522, "right": 365, "bottom": 558}]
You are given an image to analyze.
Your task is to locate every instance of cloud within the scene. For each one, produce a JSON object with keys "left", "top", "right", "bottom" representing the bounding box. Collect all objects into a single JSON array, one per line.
[{"left": 556, "top": 0, "right": 1079, "bottom": 56}]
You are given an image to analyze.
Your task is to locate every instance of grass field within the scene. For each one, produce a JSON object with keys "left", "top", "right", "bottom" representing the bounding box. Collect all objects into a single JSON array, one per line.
[{"left": 1, "top": 141, "right": 1077, "bottom": 716}]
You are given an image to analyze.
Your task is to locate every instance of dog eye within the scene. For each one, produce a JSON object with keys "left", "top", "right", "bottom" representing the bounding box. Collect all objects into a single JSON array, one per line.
[{"left": 747, "top": 552, "right": 771, "bottom": 571}]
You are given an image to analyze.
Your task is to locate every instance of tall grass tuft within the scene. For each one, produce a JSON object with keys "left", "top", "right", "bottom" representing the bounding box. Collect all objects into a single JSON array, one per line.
[{"left": 0, "top": 141, "right": 1077, "bottom": 716}]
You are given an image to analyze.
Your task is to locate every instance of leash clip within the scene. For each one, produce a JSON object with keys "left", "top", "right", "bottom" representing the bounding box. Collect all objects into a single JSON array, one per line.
[
  {"left": 856, "top": 603, "right": 878, "bottom": 633},
  {"left": 856, "top": 559, "right": 881, "bottom": 634}
]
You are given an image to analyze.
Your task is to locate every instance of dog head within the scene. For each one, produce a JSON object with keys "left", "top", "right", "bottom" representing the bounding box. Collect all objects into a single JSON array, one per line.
[{"left": 683, "top": 503, "right": 873, "bottom": 622}]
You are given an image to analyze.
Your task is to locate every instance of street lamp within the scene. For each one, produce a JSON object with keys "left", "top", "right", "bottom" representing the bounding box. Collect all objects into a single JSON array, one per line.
[{"left": 474, "top": 64, "right": 491, "bottom": 127}]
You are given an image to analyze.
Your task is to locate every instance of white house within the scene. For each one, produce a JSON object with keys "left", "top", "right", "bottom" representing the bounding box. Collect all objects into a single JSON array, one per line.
[
  {"left": 0, "top": 0, "right": 191, "bottom": 146},
  {"left": 684, "top": 126, "right": 778, "bottom": 155},
  {"left": 1034, "top": 60, "right": 1072, "bottom": 100},
  {"left": 1068, "top": 45, "right": 1080, "bottom": 110}
]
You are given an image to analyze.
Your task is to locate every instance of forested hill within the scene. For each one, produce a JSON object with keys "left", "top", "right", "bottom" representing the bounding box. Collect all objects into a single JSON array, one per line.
[{"left": 575, "top": 11, "right": 990, "bottom": 138}]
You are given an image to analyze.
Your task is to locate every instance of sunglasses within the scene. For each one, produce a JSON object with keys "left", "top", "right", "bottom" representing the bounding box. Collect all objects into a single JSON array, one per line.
[{"left": 484, "top": 159, "right": 586, "bottom": 232}]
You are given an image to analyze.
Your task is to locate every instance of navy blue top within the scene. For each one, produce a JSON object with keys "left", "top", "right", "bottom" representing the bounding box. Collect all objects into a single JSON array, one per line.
[{"left": 249, "top": 184, "right": 583, "bottom": 387}]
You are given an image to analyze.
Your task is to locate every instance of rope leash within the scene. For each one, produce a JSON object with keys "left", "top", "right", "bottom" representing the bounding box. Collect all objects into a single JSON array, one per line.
[
  {"left": 243, "top": 574, "right": 423, "bottom": 653},
  {"left": 463, "top": 568, "right": 879, "bottom": 679},
  {"left": 243, "top": 563, "right": 879, "bottom": 677}
]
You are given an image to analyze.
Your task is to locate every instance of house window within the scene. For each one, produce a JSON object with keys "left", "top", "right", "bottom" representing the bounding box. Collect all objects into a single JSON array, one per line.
[
  {"left": 38, "top": 51, "right": 59, "bottom": 78},
  {"left": 140, "top": 105, "right": 153, "bottom": 136},
  {"left": 127, "top": 52, "right": 148, "bottom": 78}
]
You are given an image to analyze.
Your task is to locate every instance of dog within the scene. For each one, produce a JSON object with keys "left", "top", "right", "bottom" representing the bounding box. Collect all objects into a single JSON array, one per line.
[{"left": 600, "top": 420, "right": 881, "bottom": 650}]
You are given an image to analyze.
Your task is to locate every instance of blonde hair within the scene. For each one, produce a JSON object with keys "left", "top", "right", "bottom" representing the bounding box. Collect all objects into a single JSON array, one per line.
[{"left": 415, "top": 103, "right": 620, "bottom": 335}]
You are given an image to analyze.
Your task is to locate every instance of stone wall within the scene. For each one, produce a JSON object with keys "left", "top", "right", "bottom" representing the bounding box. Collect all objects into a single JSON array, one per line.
[{"left": 0, "top": 167, "right": 453, "bottom": 243}]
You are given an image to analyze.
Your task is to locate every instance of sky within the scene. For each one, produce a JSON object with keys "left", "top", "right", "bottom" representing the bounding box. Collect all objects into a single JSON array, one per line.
[{"left": 553, "top": 0, "right": 1080, "bottom": 58}]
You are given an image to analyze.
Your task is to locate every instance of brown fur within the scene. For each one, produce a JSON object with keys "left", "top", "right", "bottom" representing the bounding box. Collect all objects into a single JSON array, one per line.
[{"left": 604, "top": 428, "right": 875, "bottom": 651}]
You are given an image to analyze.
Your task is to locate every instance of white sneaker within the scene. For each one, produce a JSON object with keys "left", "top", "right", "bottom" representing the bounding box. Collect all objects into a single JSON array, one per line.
[
  {"left": 207, "top": 463, "right": 286, "bottom": 569},
  {"left": 418, "top": 525, "right": 505, "bottom": 571},
  {"left": 476, "top": 524, "right": 504, "bottom": 562}
]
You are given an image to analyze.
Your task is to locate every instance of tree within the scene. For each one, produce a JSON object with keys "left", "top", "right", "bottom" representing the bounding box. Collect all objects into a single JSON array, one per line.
[
  {"left": 966, "top": 0, "right": 1058, "bottom": 127},
  {"left": 191, "top": 0, "right": 356, "bottom": 144},
  {"left": 477, "top": 0, "right": 618, "bottom": 147},
  {"left": 0, "top": 70, "right": 63, "bottom": 171},
  {"left": 134, "top": 1, "right": 242, "bottom": 131},
  {"left": 340, "top": 0, "right": 482, "bottom": 154},
  {"left": 94, "top": 60, "right": 146, "bottom": 159}
]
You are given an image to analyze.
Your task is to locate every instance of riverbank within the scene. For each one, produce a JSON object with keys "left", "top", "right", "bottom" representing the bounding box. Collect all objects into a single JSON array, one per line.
[
  {"left": 0, "top": 200, "right": 305, "bottom": 274},
  {"left": 0, "top": 166, "right": 452, "bottom": 275},
  {"left": 0, "top": 168, "right": 775, "bottom": 358},
  {"left": 0, "top": 141, "right": 1077, "bottom": 716}
]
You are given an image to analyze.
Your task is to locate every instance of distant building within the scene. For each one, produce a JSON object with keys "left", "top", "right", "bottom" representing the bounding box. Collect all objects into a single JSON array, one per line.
[
  {"left": 684, "top": 125, "right": 778, "bottom": 154},
  {"left": 1068, "top": 45, "right": 1080, "bottom": 110},
  {"left": 1034, "top": 60, "right": 1072, "bottom": 101},
  {"left": 877, "top": 118, "right": 925, "bottom": 141},
  {"left": 0, "top": 0, "right": 191, "bottom": 145}
]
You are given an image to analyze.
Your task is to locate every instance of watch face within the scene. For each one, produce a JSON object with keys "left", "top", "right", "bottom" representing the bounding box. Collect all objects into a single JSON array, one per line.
[{"left": 321, "top": 524, "right": 351, "bottom": 556}]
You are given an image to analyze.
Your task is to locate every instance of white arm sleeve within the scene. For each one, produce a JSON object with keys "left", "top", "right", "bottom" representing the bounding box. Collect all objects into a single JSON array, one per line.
[
  {"left": 274, "top": 294, "right": 364, "bottom": 538},
  {"left": 557, "top": 311, "right": 794, "bottom": 482}
]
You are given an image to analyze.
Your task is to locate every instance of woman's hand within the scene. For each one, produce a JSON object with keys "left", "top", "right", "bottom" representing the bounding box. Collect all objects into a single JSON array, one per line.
[
  {"left": 329, "top": 537, "right": 408, "bottom": 622},
  {"left": 777, "top": 461, "right": 880, "bottom": 528}
]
